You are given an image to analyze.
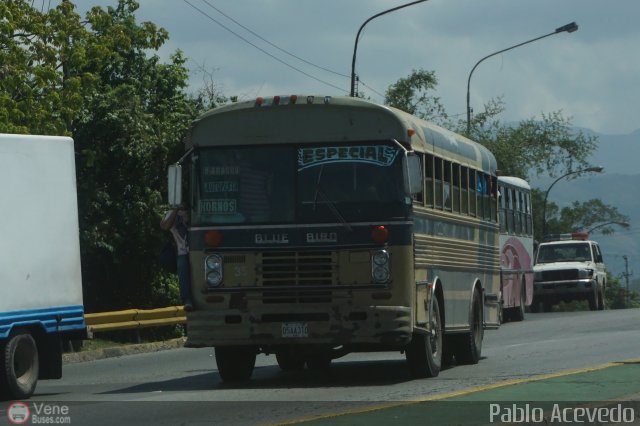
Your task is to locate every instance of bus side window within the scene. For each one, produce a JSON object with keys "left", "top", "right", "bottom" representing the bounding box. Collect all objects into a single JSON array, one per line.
[
  {"left": 434, "top": 156, "right": 443, "bottom": 209},
  {"left": 452, "top": 163, "right": 461, "bottom": 213},
  {"left": 468, "top": 170, "right": 477, "bottom": 216},
  {"left": 444, "top": 160, "right": 452, "bottom": 211},
  {"left": 413, "top": 153, "right": 425, "bottom": 205},
  {"left": 499, "top": 184, "right": 506, "bottom": 232},
  {"left": 461, "top": 166, "right": 469, "bottom": 215},
  {"left": 490, "top": 175, "right": 497, "bottom": 222},
  {"left": 526, "top": 192, "right": 533, "bottom": 236},
  {"left": 425, "top": 154, "right": 434, "bottom": 208}
]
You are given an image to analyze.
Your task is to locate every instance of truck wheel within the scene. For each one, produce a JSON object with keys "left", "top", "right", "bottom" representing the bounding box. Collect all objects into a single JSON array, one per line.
[
  {"left": 1, "top": 331, "right": 39, "bottom": 399},
  {"left": 305, "top": 354, "right": 332, "bottom": 371},
  {"left": 598, "top": 287, "right": 606, "bottom": 311},
  {"left": 588, "top": 288, "right": 599, "bottom": 311},
  {"left": 455, "top": 288, "right": 483, "bottom": 365},
  {"left": 406, "top": 298, "right": 442, "bottom": 378},
  {"left": 215, "top": 346, "right": 256, "bottom": 382},
  {"left": 276, "top": 351, "right": 305, "bottom": 371}
]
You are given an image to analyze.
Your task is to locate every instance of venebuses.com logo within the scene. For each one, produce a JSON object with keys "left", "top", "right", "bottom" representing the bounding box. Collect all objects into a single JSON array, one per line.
[
  {"left": 6, "top": 401, "right": 71, "bottom": 424},
  {"left": 6, "top": 402, "right": 30, "bottom": 425}
]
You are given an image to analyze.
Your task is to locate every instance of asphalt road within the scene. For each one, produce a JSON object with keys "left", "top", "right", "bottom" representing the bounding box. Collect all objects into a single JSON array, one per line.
[{"left": 5, "top": 309, "right": 640, "bottom": 425}]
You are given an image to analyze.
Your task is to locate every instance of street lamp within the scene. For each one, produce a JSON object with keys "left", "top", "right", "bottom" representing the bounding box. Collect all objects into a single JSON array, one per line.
[
  {"left": 350, "top": 0, "right": 428, "bottom": 97},
  {"left": 542, "top": 166, "right": 603, "bottom": 237},
  {"left": 466, "top": 21, "right": 579, "bottom": 134},
  {"left": 586, "top": 221, "right": 630, "bottom": 234}
]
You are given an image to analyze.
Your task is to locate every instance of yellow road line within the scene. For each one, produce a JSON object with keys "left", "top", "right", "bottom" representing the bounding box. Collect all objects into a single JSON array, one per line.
[{"left": 270, "top": 360, "right": 627, "bottom": 426}]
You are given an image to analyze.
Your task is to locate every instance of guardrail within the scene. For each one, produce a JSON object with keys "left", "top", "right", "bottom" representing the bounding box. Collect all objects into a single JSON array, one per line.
[{"left": 84, "top": 306, "right": 186, "bottom": 333}]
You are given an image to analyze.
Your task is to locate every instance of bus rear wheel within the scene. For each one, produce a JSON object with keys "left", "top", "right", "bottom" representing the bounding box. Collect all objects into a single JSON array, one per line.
[
  {"left": 406, "top": 299, "right": 442, "bottom": 378},
  {"left": 1, "top": 331, "right": 39, "bottom": 399},
  {"left": 276, "top": 350, "right": 305, "bottom": 371},
  {"left": 215, "top": 346, "right": 256, "bottom": 382},
  {"left": 454, "top": 288, "right": 483, "bottom": 365}
]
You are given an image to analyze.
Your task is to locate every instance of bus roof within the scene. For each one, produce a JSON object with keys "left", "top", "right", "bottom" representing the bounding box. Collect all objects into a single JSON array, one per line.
[
  {"left": 186, "top": 95, "right": 497, "bottom": 173},
  {"left": 497, "top": 176, "right": 531, "bottom": 190}
]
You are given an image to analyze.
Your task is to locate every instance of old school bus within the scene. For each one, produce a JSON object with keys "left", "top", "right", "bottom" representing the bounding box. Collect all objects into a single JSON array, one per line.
[{"left": 167, "top": 95, "right": 501, "bottom": 381}]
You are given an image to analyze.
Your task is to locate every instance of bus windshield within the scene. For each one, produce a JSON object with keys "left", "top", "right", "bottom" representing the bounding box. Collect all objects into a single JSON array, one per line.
[{"left": 191, "top": 143, "right": 410, "bottom": 226}]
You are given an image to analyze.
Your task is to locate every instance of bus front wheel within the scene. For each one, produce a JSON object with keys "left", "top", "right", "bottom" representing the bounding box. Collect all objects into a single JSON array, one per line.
[
  {"left": 215, "top": 346, "right": 256, "bottom": 382},
  {"left": 406, "top": 299, "right": 442, "bottom": 378}
]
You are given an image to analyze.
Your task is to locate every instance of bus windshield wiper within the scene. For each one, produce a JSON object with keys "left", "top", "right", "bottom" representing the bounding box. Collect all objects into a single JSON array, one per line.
[{"left": 314, "top": 187, "right": 353, "bottom": 232}]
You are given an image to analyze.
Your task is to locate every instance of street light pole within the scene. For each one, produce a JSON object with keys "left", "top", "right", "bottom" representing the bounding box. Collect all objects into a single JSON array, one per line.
[
  {"left": 466, "top": 22, "right": 578, "bottom": 134},
  {"left": 542, "top": 165, "right": 603, "bottom": 237},
  {"left": 350, "top": 0, "right": 428, "bottom": 97},
  {"left": 586, "top": 221, "right": 630, "bottom": 234}
]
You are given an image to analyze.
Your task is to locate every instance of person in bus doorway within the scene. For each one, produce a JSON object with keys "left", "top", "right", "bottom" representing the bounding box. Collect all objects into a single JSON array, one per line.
[{"left": 160, "top": 203, "right": 193, "bottom": 311}]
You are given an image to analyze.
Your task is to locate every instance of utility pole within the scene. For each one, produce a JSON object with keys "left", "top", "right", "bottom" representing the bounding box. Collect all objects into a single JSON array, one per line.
[{"left": 622, "top": 255, "right": 632, "bottom": 308}]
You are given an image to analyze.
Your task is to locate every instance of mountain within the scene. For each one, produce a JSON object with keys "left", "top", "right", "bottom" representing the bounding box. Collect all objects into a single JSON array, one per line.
[
  {"left": 587, "top": 128, "right": 640, "bottom": 175},
  {"left": 530, "top": 128, "right": 640, "bottom": 285}
]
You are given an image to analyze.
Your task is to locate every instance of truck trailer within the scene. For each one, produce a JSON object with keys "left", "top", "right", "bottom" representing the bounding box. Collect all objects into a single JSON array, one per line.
[{"left": 0, "top": 134, "right": 87, "bottom": 399}]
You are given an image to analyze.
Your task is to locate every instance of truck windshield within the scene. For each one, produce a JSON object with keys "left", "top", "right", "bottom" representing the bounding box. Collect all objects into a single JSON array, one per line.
[
  {"left": 191, "top": 144, "right": 410, "bottom": 226},
  {"left": 536, "top": 243, "right": 592, "bottom": 264}
]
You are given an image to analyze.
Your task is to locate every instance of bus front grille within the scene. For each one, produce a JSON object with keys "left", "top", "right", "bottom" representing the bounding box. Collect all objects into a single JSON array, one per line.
[{"left": 258, "top": 251, "right": 336, "bottom": 303}]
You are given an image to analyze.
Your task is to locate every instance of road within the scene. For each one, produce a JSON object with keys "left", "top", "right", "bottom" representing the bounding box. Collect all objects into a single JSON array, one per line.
[{"left": 5, "top": 309, "right": 640, "bottom": 425}]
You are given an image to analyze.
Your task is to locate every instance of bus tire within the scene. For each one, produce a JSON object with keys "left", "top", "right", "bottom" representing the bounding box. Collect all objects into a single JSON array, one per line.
[
  {"left": 276, "top": 351, "right": 305, "bottom": 371},
  {"left": 455, "top": 288, "right": 483, "bottom": 365},
  {"left": 215, "top": 346, "right": 256, "bottom": 382},
  {"left": 306, "top": 354, "right": 332, "bottom": 371},
  {"left": 511, "top": 278, "right": 526, "bottom": 322},
  {"left": 406, "top": 299, "right": 442, "bottom": 378},
  {"left": 1, "top": 331, "right": 39, "bottom": 399}
]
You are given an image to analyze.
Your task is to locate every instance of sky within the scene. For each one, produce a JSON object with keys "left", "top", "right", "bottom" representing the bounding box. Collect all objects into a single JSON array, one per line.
[{"left": 75, "top": 0, "right": 640, "bottom": 136}]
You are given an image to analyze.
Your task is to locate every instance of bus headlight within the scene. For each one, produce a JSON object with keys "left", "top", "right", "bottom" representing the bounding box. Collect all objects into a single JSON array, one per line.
[
  {"left": 371, "top": 250, "right": 390, "bottom": 283},
  {"left": 206, "top": 270, "right": 223, "bottom": 287},
  {"left": 205, "top": 254, "right": 223, "bottom": 287}
]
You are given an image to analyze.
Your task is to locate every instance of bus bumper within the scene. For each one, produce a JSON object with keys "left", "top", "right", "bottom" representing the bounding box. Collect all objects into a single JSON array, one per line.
[{"left": 185, "top": 305, "right": 412, "bottom": 348}]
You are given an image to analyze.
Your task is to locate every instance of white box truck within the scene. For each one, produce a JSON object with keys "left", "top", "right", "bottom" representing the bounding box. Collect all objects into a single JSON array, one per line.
[{"left": 0, "top": 134, "right": 87, "bottom": 399}]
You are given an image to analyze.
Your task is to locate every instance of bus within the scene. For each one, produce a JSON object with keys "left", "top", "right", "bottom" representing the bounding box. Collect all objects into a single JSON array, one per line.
[
  {"left": 497, "top": 176, "right": 534, "bottom": 321},
  {"left": 167, "top": 95, "right": 501, "bottom": 381}
]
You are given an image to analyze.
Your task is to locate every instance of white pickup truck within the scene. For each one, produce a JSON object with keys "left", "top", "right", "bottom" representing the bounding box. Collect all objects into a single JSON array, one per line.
[
  {"left": 0, "top": 134, "right": 88, "bottom": 399},
  {"left": 532, "top": 233, "right": 607, "bottom": 312}
]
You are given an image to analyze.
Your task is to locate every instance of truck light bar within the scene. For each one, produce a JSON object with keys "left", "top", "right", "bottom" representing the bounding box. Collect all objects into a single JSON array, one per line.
[{"left": 543, "top": 232, "right": 589, "bottom": 242}]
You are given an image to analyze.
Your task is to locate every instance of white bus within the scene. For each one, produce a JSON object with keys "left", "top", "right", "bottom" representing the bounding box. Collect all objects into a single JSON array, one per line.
[{"left": 497, "top": 176, "right": 534, "bottom": 321}]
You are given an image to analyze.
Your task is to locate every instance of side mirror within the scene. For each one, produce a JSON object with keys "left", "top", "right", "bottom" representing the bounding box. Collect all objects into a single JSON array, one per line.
[
  {"left": 167, "top": 164, "right": 182, "bottom": 207},
  {"left": 403, "top": 153, "right": 423, "bottom": 195}
]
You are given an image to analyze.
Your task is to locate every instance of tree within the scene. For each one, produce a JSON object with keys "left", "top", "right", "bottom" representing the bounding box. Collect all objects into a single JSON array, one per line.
[
  {"left": 384, "top": 68, "right": 448, "bottom": 124},
  {"left": 1, "top": 0, "right": 198, "bottom": 311},
  {"left": 385, "top": 69, "right": 629, "bottom": 243}
]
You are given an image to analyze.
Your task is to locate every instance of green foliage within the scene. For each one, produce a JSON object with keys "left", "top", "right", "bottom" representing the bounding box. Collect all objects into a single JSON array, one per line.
[
  {"left": 385, "top": 69, "right": 627, "bottom": 244},
  {"left": 384, "top": 68, "right": 448, "bottom": 124},
  {"left": 605, "top": 273, "right": 640, "bottom": 309},
  {"left": 1, "top": 0, "right": 198, "bottom": 311}
]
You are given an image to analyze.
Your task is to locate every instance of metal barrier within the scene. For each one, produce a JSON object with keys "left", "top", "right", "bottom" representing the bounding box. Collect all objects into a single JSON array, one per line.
[{"left": 84, "top": 306, "right": 186, "bottom": 333}]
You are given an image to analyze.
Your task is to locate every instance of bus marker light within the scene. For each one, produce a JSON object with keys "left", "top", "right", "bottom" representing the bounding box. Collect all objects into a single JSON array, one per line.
[
  {"left": 205, "top": 230, "right": 223, "bottom": 247},
  {"left": 371, "top": 225, "right": 389, "bottom": 244},
  {"left": 407, "top": 128, "right": 416, "bottom": 138}
]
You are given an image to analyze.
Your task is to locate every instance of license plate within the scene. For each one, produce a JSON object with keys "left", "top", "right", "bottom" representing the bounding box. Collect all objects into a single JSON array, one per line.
[{"left": 282, "top": 322, "right": 308, "bottom": 338}]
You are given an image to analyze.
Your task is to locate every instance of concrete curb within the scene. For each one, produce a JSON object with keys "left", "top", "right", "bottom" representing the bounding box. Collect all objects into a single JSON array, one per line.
[{"left": 62, "top": 337, "right": 186, "bottom": 363}]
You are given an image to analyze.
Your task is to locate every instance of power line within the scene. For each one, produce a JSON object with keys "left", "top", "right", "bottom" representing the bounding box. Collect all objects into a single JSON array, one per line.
[
  {"left": 199, "top": 0, "right": 349, "bottom": 79},
  {"left": 183, "top": 0, "right": 347, "bottom": 93}
]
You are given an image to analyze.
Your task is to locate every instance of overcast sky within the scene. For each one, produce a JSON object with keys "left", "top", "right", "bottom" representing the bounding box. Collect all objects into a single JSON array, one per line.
[{"left": 79, "top": 0, "right": 639, "bottom": 135}]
